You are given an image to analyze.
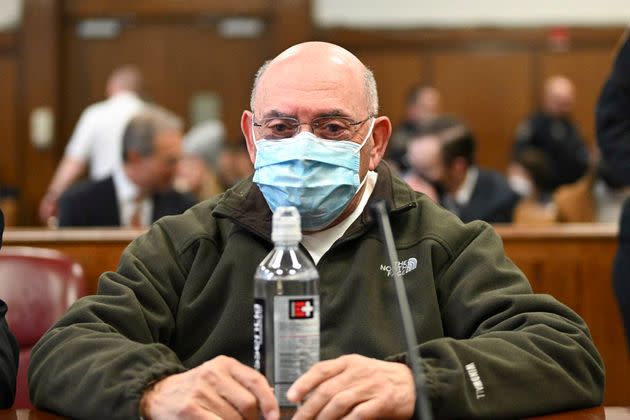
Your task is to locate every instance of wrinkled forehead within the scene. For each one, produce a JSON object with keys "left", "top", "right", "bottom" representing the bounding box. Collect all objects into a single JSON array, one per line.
[{"left": 254, "top": 49, "right": 368, "bottom": 118}]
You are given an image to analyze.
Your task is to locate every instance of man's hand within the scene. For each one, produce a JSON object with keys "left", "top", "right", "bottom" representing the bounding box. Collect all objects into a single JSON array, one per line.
[
  {"left": 38, "top": 192, "right": 59, "bottom": 226},
  {"left": 140, "top": 356, "right": 279, "bottom": 420},
  {"left": 287, "top": 354, "right": 416, "bottom": 420}
]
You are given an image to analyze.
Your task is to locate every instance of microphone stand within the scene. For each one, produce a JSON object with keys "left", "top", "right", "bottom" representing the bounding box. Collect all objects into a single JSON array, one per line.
[{"left": 371, "top": 200, "right": 433, "bottom": 420}]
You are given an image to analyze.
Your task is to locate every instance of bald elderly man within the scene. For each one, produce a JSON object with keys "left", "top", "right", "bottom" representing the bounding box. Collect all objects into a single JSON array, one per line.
[
  {"left": 512, "top": 76, "right": 590, "bottom": 191},
  {"left": 29, "top": 42, "right": 603, "bottom": 419}
]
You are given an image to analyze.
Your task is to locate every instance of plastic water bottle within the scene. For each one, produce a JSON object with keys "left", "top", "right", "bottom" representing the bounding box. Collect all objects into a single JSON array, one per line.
[{"left": 253, "top": 206, "right": 320, "bottom": 411}]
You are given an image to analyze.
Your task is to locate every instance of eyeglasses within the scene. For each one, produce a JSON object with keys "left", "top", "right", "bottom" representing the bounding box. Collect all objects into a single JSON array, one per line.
[{"left": 253, "top": 115, "right": 375, "bottom": 141}]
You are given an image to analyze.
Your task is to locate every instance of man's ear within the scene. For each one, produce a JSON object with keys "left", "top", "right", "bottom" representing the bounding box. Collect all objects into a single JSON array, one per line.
[
  {"left": 368, "top": 116, "right": 392, "bottom": 170},
  {"left": 241, "top": 110, "right": 256, "bottom": 164}
]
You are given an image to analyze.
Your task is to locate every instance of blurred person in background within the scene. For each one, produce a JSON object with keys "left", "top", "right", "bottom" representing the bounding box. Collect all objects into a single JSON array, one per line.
[
  {"left": 174, "top": 120, "right": 226, "bottom": 200},
  {"left": 512, "top": 75, "right": 590, "bottom": 191},
  {"left": 216, "top": 140, "right": 254, "bottom": 190},
  {"left": 57, "top": 106, "right": 197, "bottom": 227},
  {"left": 596, "top": 29, "right": 630, "bottom": 349},
  {"left": 0, "top": 209, "right": 19, "bottom": 408},
  {"left": 387, "top": 84, "right": 441, "bottom": 172},
  {"left": 407, "top": 117, "right": 519, "bottom": 223},
  {"left": 510, "top": 147, "right": 558, "bottom": 225},
  {"left": 554, "top": 156, "right": 630, "bottom": 223},
  {"left": 404, "top": 133, "right": 440, "bottom": 203},
  {"left": 39, "top": 65, "right": 145, "bottom": 226}
]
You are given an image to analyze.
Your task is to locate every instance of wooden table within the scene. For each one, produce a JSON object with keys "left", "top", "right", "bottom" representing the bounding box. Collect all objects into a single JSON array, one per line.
[{"left": 0, "top": 406, "right": 627, "bottom": 419}]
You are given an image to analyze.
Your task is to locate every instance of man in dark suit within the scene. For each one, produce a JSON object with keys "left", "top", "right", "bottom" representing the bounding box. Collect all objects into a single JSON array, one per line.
[
  {"left": 406, "top": 117, "right": 519, "bottom": 223},
  {"left": 0, "top": 210, "right": 19, "bottom": 408},
  {"left": 596, "top": 30, "right": 630, "bottom": 350},
  {"left": 387, "top": 85, "right": 441, "bottom": 172},
  {"left": 58, "top": 106, "right": 197, "bottom": 227}
]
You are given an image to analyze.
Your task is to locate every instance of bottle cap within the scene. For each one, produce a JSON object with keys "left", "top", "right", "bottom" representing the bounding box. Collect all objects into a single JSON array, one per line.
[{"left": 272, "top": 206, "right": 302, "bottom": 243}]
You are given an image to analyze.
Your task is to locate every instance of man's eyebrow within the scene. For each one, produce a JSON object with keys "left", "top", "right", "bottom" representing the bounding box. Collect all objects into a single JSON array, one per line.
[
  {"left": 259, "top": 109, "right": 353, "bottom": 119},
  {"left": 316, "top": 109, "right": 351, "bottom": 118},
  {"left": 261, "top": 110, "right": 297, "bottom": 119}
]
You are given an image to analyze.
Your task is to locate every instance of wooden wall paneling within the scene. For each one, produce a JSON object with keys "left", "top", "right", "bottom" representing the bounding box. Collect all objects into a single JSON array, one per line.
[
  {"left": 63, "top": 0, "right": 271, "bottom": 18},
  {"left": 0, "top": 33, "right": 17, "bottom": 52},
  {"left": 579, "top": 241, "right": 629, "bottom": 406},
  {"left": 320, "top": 27, "right": 625, "bottom": 51},
  {"left": 538, "top": 256, "right": 583, "bottom": 312},
  {"left": 430, "top": 52, "right": 534, "bottom": 172},
  {"left": 498, "top": 225, "right": 626, "bottom": 405},
  {"left": 158, "top": 24, "right": 271, "bottom": 140},
  {"left": 62, "top": 21, "right": 271, "bottom": 145},
  {"left": 511, "top": 259, "right": 541, "bottom": 291},
  {"left": 20, "top": 0, "right": 61, "bottom": 225},
  {"left": 0, "top": 57, "right": 19, "bottom": 187},
  {"left": 269, "top": 0, "right": 312, "bottom": 54},
  {"left": 354, "top": 49, "right": 425, "bottom": 128},
  {"left": 539, "top": 49, "right": 616, "bottom": 148}
]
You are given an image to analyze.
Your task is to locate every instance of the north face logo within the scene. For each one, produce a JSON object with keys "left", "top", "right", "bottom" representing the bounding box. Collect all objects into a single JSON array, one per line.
[{"left": 380, "top": 258, "right": 418, "bottom": 277}]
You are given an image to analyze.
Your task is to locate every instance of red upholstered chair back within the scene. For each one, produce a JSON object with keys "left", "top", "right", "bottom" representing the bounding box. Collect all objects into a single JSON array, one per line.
[{"left": 0, "top": 246, "right": 87, "bottom": 408}]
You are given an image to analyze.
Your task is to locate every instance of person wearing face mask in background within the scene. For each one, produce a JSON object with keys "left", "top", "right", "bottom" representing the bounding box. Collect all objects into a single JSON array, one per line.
[
  {"left": 406, "top": 117, "right": 520, "bottom": 223},
  {"left": 29, "top": 42, "right": 603, "bottom": 420}
]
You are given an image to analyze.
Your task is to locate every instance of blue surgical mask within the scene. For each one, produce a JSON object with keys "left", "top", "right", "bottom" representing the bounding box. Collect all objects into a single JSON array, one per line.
[{"left": 253, "top": 119, "right": 374, "bottom": 231}]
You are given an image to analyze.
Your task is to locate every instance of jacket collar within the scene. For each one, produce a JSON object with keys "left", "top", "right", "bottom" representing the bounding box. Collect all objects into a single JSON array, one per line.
[{"left": 212, "top": 161, "right": 417, "bottom": 243}]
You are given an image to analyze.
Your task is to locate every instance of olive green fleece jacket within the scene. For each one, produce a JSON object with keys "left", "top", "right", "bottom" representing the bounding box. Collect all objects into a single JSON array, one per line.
[{"left": 29, "top": 163, "right": 604, "bottom": 419}]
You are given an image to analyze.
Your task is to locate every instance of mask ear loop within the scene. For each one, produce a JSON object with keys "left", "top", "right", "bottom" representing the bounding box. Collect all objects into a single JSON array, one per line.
[
  {"left": 251, "top": 118, "right": 259, "bottom": 143},
  {"left": 355, "top": 117, "right": 376, "bottom": 154},
  {"left": 354, "top": 118, "right": 376, "bottom": 192}
]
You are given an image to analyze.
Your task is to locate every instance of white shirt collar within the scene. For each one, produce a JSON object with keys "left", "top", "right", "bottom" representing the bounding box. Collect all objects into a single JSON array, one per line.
[
  {"left": 112, "top": 166, "right": 153, "bottom": 227},
  {"left": 301, "top": 171, "right": 378, "bottom": 265},
  {"left": 450, "top": 166, "right": 479, "bottom": 207},
  {"left": 113, "top": 166, "right": 141, "bottom": 203}
]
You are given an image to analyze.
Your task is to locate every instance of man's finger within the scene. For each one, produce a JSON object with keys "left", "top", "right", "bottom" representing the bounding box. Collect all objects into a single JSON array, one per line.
[
  {"left": 196, "top": 386, "right": 243, "bottom": 420},
  {"left": 214, "top": 373, "right": 263, "bottom": 420},
  {"left": 310, "top": 387, "right": 369, "bottom": 420},
  {"left": 287, "top": 358, "right": 347, "bottom": 403},
  {"left": 229, "top": 362, "right": 279, "bottom": 420},
  {"left": 342, "top": 398, "right": 381, "bottom": 420}
]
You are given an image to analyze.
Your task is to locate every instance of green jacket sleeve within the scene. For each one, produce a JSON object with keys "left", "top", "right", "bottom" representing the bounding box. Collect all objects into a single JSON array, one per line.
[
  {"left": 395, "top": 223, "right": 604, "bottom": 419},
  {"left": 29, "top": 223, "right": 190, "bottom": 419}
]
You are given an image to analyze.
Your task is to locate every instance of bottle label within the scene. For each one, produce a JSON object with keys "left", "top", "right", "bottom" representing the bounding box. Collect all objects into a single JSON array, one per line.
[
  {"left": 273, "top": 295, "right": 320, "bottom": 406},
  {"left": 253, "top": 298, "right": 265, "bottom": 374}
]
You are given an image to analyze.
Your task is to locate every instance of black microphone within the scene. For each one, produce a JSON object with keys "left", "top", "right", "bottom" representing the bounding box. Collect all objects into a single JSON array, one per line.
[{"left": 371, "top": 199, "right": 433, "bottom": 420}]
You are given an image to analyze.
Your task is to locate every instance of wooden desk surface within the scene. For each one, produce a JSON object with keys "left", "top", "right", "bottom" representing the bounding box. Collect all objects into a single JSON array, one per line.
[{"left": 0, "top": 406, "right": 626, "bottom": 419}]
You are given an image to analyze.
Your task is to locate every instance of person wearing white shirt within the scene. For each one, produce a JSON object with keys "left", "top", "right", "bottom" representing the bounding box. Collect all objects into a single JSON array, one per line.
[{"left": 39, "top": 65, "right": 145, "bottom": 225}]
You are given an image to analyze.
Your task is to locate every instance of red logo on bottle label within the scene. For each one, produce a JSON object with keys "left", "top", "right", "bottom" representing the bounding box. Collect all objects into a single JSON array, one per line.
[{"left": 289, "top": 298, "right": 315, "bottom": 319}]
